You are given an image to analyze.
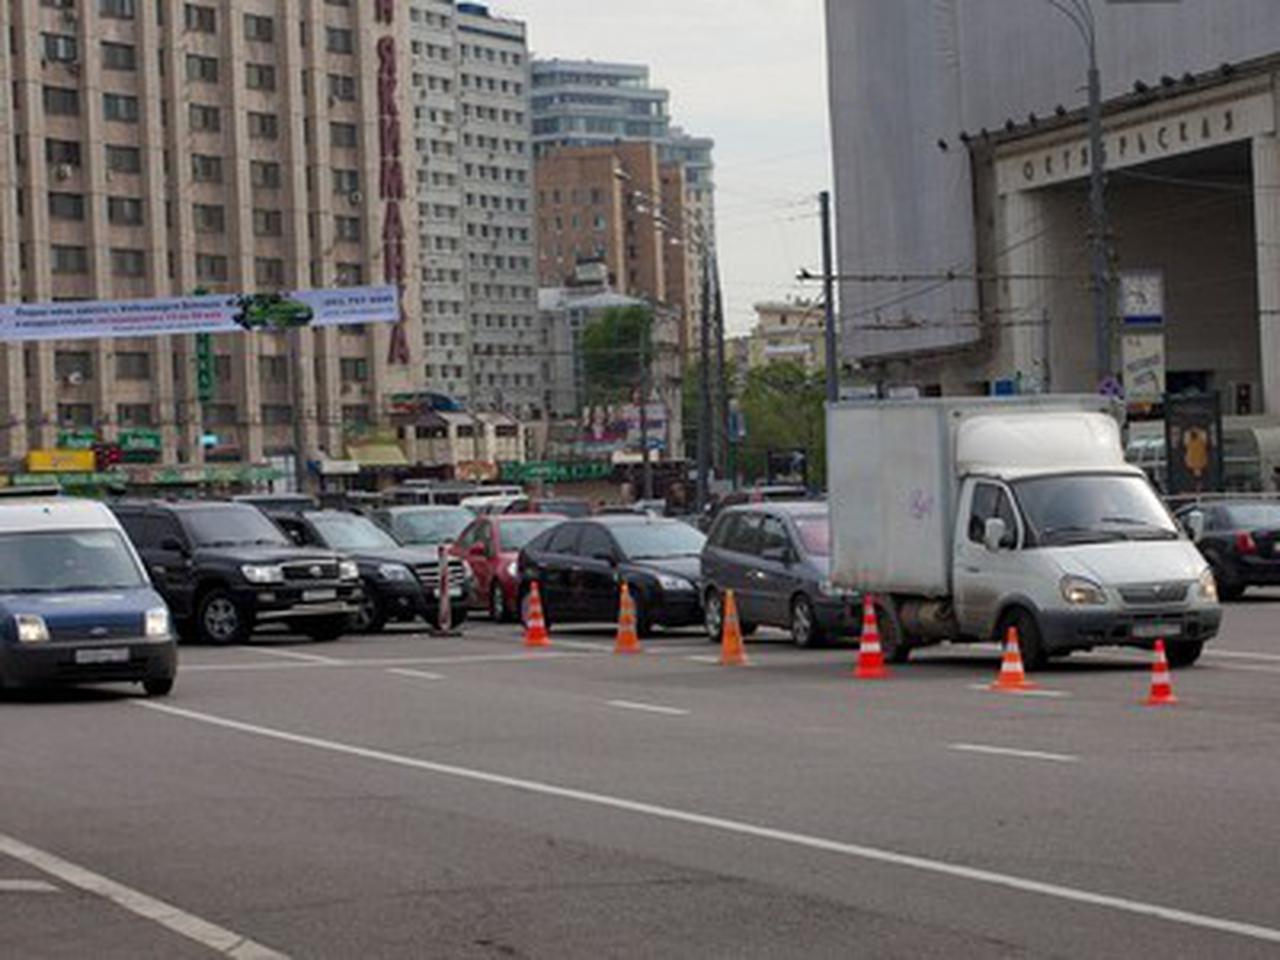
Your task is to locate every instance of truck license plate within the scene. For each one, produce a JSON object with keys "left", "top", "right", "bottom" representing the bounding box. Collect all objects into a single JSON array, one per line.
[
  {"left": 1133, "top": 622, "right": 1181, "bottom": 639},
  {"left": 303, "top": 589, "right": 336, "bottom": 602},
  {"left": 75, "top": 647, "right": 129, "bottom": 665}
]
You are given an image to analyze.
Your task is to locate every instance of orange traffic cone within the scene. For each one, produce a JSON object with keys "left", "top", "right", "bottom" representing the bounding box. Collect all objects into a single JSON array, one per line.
[
  {"left": 853, "top": 594, "right": 890, "bottom": 680},
  {"left": 523, "top": 581, "right": 550, "bottom": 648},
  {"left": 615, "top": 581, "right": 642, "bottom": 654},
  {"left": 1144, "top": 639, "right": 1178, "bottom": 707},
  {"left": 990, "top": 626, "right": 1037, "bottom": 692},
  {"left": 719, "top": 589, "right": 748, "bottom": 666}
]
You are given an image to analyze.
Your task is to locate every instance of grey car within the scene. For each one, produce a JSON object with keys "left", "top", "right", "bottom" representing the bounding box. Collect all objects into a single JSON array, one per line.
[{"left": 700, "top": 502, "right": 858, "bottom": 647}]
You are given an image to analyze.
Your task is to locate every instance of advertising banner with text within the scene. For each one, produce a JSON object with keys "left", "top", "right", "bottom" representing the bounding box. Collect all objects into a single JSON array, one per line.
[{"left": 0, "top": 287, "right": 398, "bottom": 343}]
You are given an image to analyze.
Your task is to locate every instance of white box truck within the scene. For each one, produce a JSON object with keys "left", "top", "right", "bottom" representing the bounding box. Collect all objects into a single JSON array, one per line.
[{"left": 827, "top": 396, "right": 1221, "bottom": 668}]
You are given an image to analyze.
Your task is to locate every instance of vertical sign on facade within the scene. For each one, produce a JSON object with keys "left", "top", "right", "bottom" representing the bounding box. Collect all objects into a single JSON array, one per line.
[
  {"left": 1164, "top": 392, "right": 1223, "bottom": 495},
  {"left": 376, "top": 0, "right": 410, "bottom": 365}
]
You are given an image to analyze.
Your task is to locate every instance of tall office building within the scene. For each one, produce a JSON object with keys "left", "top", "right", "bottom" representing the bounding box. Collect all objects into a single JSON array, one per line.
[
  {"left": 410, "top": 1, "right": 540, "bottom": 418},
  {"left": 0, "top": 0, "right": 423, "bottom": 481}
]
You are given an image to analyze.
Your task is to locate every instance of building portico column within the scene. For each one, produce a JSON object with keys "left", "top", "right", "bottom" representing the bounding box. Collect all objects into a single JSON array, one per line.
[{"left": 1255, "top": 133, "right": 1280, "bottom": 415}]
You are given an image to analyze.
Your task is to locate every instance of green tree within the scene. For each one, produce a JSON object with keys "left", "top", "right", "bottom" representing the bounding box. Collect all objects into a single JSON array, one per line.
[
  {"left": 580, "top": 305, "right": 652, "bottom": 404},
  {"left": 737, "top": 361, "right": 826, "bottom": 487}
]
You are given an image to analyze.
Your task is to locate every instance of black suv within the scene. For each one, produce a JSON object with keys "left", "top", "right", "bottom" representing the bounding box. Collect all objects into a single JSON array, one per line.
[{"left": 111, "top": 500, "right": 362, "bottom": 644}]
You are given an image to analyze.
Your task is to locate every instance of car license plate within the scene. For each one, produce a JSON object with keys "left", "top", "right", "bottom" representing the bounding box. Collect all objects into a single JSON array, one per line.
[
  {"left": 1133, "top": 622, "right": 1182, "bottom": 639},
  {"left": 75, "top": 647, "right": 129, "bottom": 665},
  {"left": 303, "top": 589, "right": 336, "bottom": 602}
]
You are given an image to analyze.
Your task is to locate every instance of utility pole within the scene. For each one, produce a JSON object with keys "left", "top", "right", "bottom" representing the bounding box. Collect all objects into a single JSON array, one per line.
[
  {"left": 819, "top": 190, "right": 839, "bottom": 404},
  {"left": 638, "top": 317, "right": 653, "bottom": 501},
  {"left": 712, "top": 260, "right": 729, "bottom": 483},
  {"left": 695, "top": 252, "right": 712, "bottom": 512},
  {"left": 1085, "top": 43, "right": 1111, "bottom": 385}
]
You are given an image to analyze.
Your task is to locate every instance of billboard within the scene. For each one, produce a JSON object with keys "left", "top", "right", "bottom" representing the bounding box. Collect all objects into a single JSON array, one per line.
[
  {"left": 0, "top": 287, "right": 398, "bottom": 343},
  {"left": 1164, "top": 393, "right": 1224, "bottom": 495}
]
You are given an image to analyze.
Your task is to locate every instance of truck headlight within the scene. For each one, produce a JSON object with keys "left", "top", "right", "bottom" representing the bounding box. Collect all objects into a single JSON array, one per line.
[
  {"left": 339, "top": 560, "right": 360, "bottom": 581},
  {"left": 144, "top": 607, "right": 171, "bottom": 639},
  {"left": 377, "top": 563, "right": 414, "bottom": 582},
  {"left": 1061, "top": 575, "right": 1107, "bottom": 606},
  {"left": 505, "top": 560, "right": 518, "bottom": 579},
  {"left": 1197, "top": 568, "right": 1219, "bottom": 603},
  {"left": 242, "top": 564, "right": 284, "bottom": 585},
  {"left": 14, "top": 614, "right": 50, "bottom": 644},
  {"left": 656, "top": 574, "right": 695, "bottom": 592}
]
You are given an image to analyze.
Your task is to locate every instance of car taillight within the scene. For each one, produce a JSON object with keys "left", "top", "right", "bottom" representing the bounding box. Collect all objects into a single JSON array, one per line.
[{"left": 1236, "top": 531, "right": 1258, "bottom": 555}]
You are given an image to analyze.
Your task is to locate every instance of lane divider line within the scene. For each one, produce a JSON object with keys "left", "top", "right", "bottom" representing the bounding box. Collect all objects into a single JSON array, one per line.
[
  {"left": 606, "top": 700, "right": 690, "bottom": 717},
  {"left": 387, "top": 668, "right": 446, "bottom": 682},
  {"left": 949, "top": 743, "right": 1079, "bottom": 764},
  {"left": 246, "top": 648, "right": 344, "bottom": 666},
  {"left": 181, "top": 651, "right": 598, "bottom": 673},
  {"left": 0, "top": 879, "right": 58, "bottom": 893},
  {"left": 0, "top": 831, "right": 288, "bottom": 958},
  {"left": 967, "top": 684, "right": 1070, "bottom": 698},
  {"left": 1203, "top": 649, "right": 1280, "bottom": 663},
  {"left": 135, "top": 701, "right": 1280, "bottom": 947}
]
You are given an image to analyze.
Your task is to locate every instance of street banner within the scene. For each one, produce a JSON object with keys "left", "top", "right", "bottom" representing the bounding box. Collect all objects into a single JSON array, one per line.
[
  {"left": 1121, "top": 333, "right": 1166, "bottom": 401},
  {"left": 0, "top": 286, "right": 398, "bottom": 343},
  {"left": 1164, "top": 392, "right": 1223, "bottom": 495}
]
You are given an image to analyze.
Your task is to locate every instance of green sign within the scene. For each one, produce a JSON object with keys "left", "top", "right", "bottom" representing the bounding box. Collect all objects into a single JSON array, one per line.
[
  {"left": 14, "top": 471, "right": 126, "bottom": 488},
  {"left": 119, "top": 429, "right": 162, "bottom": 452},
  {"left": 57, "top": 429, "right": 97, "bottom": 450},
  {"left": 195, "top": 333, "right": 214, "bottom": 403},
  {"left": 500, "top": 461, "right": 611, "bottom": 484}
]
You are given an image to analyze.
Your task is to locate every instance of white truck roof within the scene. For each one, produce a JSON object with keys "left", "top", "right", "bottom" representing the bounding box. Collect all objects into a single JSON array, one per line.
[
  {"left": 0, "top": 497, "right": 122, "bottom": 533},
  {"left": 957, "top": 410, "right": 1131, "bottom": 479}
]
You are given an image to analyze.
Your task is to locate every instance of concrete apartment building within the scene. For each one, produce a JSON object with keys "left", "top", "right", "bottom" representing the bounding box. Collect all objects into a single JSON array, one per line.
[
  {"left": 746, "top": 301, "right": 827, "bottom": 374},
  {"left": 410, "top": 0, "right": 540, "bottom": 418},
  {"left": 0, "top": 0, "right": 425, "bottom": 483}
]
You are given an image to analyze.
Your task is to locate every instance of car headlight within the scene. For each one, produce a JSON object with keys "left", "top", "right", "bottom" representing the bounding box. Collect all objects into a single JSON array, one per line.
[
  {"left": 339, "top": 560, "right": 360, "bottom": 581},
  {"left": 1061, "top": 575, "right": 1107, "bottom": 606},
  {"left": 14, "top": 614, "right": 50, "bottom": 644},
  {"left": 818, "top": 578, "right": 853, "bottom": 598},
  {"left": 1197, "top": 567, "right": 1219, "bottom": 603},
  {"left": 377, "top": 563, "right": 414, "bottom": 582},
  {"left": 242, "top": 564, "right": 284, "bottom": 585},
  {"left": 656, "top": 574, "right": 695, "bottom": 592},
  {"left": 144, "top": 607, "right": 171, "bottom": 639}
]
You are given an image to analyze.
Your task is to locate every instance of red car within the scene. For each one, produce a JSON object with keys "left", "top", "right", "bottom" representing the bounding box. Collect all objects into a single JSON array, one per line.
[{"left": 450, "top": 513, "right": 566, "bottom": 621}]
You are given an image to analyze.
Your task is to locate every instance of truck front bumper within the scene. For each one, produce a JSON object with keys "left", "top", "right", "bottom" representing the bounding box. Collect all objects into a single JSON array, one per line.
[{"left": 1037, "top": 605, "right": 1222, "bottom": 653}]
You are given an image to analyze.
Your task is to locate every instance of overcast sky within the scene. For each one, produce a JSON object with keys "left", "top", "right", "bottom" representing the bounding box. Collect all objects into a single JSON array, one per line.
[{"left": 496, "top": 0, "right": 833, "bottom": 334}]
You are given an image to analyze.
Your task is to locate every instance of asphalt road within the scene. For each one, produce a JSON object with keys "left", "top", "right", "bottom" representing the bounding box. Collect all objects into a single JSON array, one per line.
[{"left": 3, "top": 595, "right": 1280, "bottom": 958}]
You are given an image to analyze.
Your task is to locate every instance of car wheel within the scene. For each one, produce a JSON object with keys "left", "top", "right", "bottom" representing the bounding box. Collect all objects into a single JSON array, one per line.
[
  {"left": 1165, "top": 641, "right": 1204, "bottom": 669},
  {"left": 302, "top": 616, "right": 348, "bottom": 642},
  {"left": 703, "top": 589, "right": 723, "bottom": 643},
  {"left": 790, "top": 595, "right": 825, "bottom": 648},
  {"left": 350, "top": 593, "right": 387, "bottom": 634},
  {"left": 198, "top": 590, "right": 248, "bottom": 646},
  {"left": 143, "top": 677, "right": 174, "bottom": 697},
  {"left": 490, "top": 582, "right": 512, "bottom": 623},
  {"left": 998, "top": 607, "right": 1047, "bottom": 671}
]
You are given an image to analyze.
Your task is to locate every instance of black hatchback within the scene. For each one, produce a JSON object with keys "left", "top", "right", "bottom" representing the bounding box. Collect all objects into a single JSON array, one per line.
[
  {"left": 1177, "top": 500, "right": 1280, "bottom": 600},
  {"left": 517, "top": 517, "right": 706, "bottom": 635}
]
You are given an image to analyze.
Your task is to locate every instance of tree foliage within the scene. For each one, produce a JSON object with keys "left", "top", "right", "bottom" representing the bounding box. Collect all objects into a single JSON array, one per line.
[{"left": 580, "top": 305, "right": 652, "bottom": 404}]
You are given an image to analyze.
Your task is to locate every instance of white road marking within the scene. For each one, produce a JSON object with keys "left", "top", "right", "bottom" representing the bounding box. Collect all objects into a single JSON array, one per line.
[
  {"left": 606, "top": 699, "right": 690, "bottom": 717},
  {"left": 0, "top": 879, "right": 57, "bottom": 893},
  {"left": 1205, "top": 649, "right": 1280, "bottom": 663},
  {"left": 182, "top": 651, "right": 596, "bottom": 673},
  {"left": 967, "top": 684, "right": 1070, "bottom": 698},
  {"left": 387, "top": 668, "right": 445, "bottom": 682},
  {"left": 137, "top": 701, "right": 1280, "bottom": 946},
  {"left": 0, "top": 832, "right": 287, "bottom": 958},
  {"left": 686, "top": 655, "right": 724, "bottom": 664},
  {"left": 949, "top": 743, "right": 1079, "bottom": 764},
  {"left": 1205, "top": 662, "right": 1280, "bottom": 675},
  {"left": 248, "top": 648, "right": 343, "bottom": 665}
]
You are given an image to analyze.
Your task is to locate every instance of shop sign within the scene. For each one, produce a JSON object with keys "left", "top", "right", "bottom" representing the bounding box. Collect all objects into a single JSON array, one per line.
[
  {"left": 56, "top": 429, "right": 97, "bottom": 450},
  {"left": 455, "top": 460, "right": 499, "bottom": 482},
  {"left": 27, "top": 449, "right": 95, "bottom": 473},
  {"left": 500, "top": 461, "right": 611, "bottom": 484},
  {"left": 119, "top": 429, "right": 162, "bottom": 452}
]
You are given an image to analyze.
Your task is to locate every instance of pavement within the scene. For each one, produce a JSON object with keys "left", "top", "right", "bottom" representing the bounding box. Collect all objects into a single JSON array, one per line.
[{"left": 2, "top": 594, "right": 1279, "bottom": 958}]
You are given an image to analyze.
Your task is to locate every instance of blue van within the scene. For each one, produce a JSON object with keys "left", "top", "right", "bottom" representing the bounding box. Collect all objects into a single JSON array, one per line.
[{"left": 0, "top": 496, "right": 177, "bottom": 696}]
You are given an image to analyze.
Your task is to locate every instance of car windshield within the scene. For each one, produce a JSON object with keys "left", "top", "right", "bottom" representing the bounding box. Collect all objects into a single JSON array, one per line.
[
  {"left": 498, "top": 518, "right": 562, "bottom": 551},
  {"left": 1013, "top": 474, "right": 1179, "bottom": 545},
  {"left": 1223, "top": 504, "right": 1280, "bottom": 528},
  {"left": 0, "top": 529, "right": 146, "bottom": 592},
  {"left": 794, "top": 515, "right": 831, "bottom": 556},
  {"left": 310, "top": 513, "right": 400, "bottom": 550},
  {"left": 611, "top": 522, "right": 707, "bottom": 560},
  {"left": 540, "top": 500, "right": 591, "bottom": 518},
  {"left": 393, "top": 509, "right": 474, "bottom": 545},
  {"left": 183, "top": 507, "right": 290, "bottom": 547}
]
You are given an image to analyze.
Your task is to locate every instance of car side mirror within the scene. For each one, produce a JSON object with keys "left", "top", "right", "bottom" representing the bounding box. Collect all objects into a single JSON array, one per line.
[
  {"left": 1185, "top": 510, "right": 1206, "bottom": 541},
  {"left": 160, "top": 536, "right": 188, "bottom": 555},
  {"left": 983, "top": 518, "right": 1009, "bottom": 552}
]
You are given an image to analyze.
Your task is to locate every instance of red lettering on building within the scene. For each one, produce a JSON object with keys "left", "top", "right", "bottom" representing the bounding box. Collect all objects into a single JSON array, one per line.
[{"left": 376, "top": 16, "right": 409, "bottom": 365}]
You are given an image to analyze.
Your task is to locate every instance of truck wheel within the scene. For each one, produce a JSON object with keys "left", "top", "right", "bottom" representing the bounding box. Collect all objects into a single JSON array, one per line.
[
  {"left": 999, "top": 608, "right": 1048, "bottom": 671},
  {"left": 198, "top": 590, "right": 249, "bottom": 646},
  {"left": 790, "top": 595, "right": 825, "bottom": 648},
  {"left": 874, "top": 602, "right": 911, "bottom": 664},
  {"left": 1166, "top": 641, "right": 1204, "bottom": 668}
]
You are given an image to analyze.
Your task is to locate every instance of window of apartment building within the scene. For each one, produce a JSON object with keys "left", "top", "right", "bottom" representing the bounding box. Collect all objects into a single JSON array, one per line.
[
  {"left": 110, "top": 248, "right": 145, "bottom": 277},
  {"left": 204, "top": 404, "right": 236, "bottom": 426},
  {"left": 47, "top": 192, "right": 84, "bottom": 221},
  {"left": 261, "top": 404, "right": 292, "bottom": 426},
  {"left": 334, "top": 216, "right": 360, "bottom": 242},
  {"left": 243, "top": 13, "right": 274, "bottom": 42},
  {"left": 99, "top": 0, "right": 136, "bottom": 18},
  {"left": 42, "top": 33, "right": 78, "bottom": 63},
  {"left": 186, "top": 54, "right": 218, "bottom": 83},
  {"left": 101, "top": 41, "right": 137, "bottom": 71},
  {"left": 115, "top": 351, "right": 150, "bottom": 380},
  {"left": 341, "top": 404, "right": 370, "bottom": 426},
  {"left": 51, "top": 245, "right": 87, "bottom": 274},
  {"left": 191, "top": 153, "right": 222, "bottom": 182},
  {"left": 55, "top": 350, "right": 93, "bottom": 381},
  {"left": 117, "top": 403, "right": 153, "bottom": 427},
  {"left": 332, "top": 169, "right": 359, "bottom": 196},
  {"left": 253, "top": 209, "right": 283, "bottom": 237},
  {"left": 184, "top": 4, "right": 215, "bottom": 33},
  {"left": 260, "top": 355, "right": 288, "bottom": 384},
  {"left": 212, "top": 355, "right": 232, "bottom": 384},
  {"left": 103, "top": 93, "right": 139, "bottom": 123},
  {"left": 58, "top": 403, "right": 94, "bottom": 428},
  {"left": 339, "top": 358, "right": 368, "bottom": 382},
  {"left": 106, "top": 144, "right": 141, "bottom": 174},
  {"left": 45, "top": 138, "right": 81, "bottom": 171},
  {"left": 247, "top": 112, "right": 278, "bottom": 140},
  {"left": 107, "top": 196, "right": 143, "bottom": 225},
  {"left": 326, "top": 28, "right": 353, "bottom": 54},
  {"left": 328, "top": 74, "right": 356, "bottom": 102},
  {"left": 255, "top": 257, "right": 284, "bottom": 287},
  {"left": 193, "top": 203, "right": 225, "bottom": 233},
  {"left": 245, "top": 63, "right": 275, "bottom": 91},
  {"left": 43, "top": 85, "right": 79, "bottom": 116},
  {"left": 250, "top": 160, "right": 282, "bottom": 188},
  {"left": 335, "top": 263, "right": 363, "bottom": 286},
  {"left": 330, "top": 122, "right": 357, "bottom": 149},
  {"left": 189, "top": 104, "right": 221, "bottom": 132},
  {"left": 195, "top": 253, "right": 228, "bottom": 282}
]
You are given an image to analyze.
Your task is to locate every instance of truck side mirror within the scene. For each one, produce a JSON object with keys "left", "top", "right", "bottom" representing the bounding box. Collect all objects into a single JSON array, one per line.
[
  {"left": 982, "top": 517, "right": 1009, "bottom": 552},
  {"left": 1185, "top": 510, "right": 1205, "bottom": 541}
]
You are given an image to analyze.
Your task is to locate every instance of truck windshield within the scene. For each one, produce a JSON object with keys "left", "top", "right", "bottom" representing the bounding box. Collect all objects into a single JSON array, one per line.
[
  {"left": 1013, "top": 474, "right": 1179, "bottom": 545},
  {"left": 0, "top": 530, "right": 147, "bottom": 592}
]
